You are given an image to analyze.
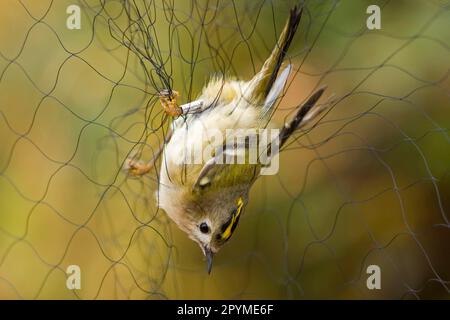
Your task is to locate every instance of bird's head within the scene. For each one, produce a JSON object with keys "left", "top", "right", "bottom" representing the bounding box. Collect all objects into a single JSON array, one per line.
[{"left": 158, "top": 177, "right": 250, "bottom": 273}]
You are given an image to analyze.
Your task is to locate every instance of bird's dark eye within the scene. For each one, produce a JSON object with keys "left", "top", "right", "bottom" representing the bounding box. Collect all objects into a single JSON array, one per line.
[{"left": 199, "top": 222, "right": 210, "bottom": 234}]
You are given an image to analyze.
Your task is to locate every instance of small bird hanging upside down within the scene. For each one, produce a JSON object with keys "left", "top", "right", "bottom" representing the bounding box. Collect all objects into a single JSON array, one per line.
[{"left": 127, "top": 5, "right": 329, "bottom": 273}]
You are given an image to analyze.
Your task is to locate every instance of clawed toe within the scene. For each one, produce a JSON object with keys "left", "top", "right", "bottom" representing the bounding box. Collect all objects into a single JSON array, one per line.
[
  {"left": 125, "top": 158, "right": 153, "bottom": 176},
  {"left": 159, "top": 90, "right": 182, "bottom": 117}
]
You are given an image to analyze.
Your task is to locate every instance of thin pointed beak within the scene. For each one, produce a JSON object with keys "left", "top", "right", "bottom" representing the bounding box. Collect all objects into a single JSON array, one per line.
[{"left": 204, "top": 247, "right": 214, "bottom": 274}]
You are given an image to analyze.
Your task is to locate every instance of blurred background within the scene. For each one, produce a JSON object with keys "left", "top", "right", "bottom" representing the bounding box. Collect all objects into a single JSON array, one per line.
[{"left": 0, "top": 0, "right": 449, "bottom": 299}]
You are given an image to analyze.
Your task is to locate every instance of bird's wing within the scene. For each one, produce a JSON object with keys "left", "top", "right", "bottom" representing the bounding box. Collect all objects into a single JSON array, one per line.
[{"left": 192, "top": 145, "right": 260, "bottom": 193}]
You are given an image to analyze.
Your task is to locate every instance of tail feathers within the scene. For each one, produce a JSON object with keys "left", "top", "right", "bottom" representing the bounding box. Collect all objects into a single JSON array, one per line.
[
  {"left": 279, "top": 86, "right": 327, "bottom": 148},
  {"left": 262, "top": 5, "right": 303, "bottom": 97},
  {"left": 248, "top": 5, "right": 303, "bottom": 105},
  {"left": 261, "top": 64, "right": 292, "bottom": 117}
]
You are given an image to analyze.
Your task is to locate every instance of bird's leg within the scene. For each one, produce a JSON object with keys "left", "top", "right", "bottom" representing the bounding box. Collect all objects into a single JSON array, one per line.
[
  {"left": 125, "top": 131, "right": 172, "bottom": 177},
  {"left": 126, "top": 158, "right": 154, "bottom": 176},
  {"left": 126, "top": 146, "right": 164, "bottom": 176},
  {"left": 159, "top": 89, "right": 182, "bottom": 117}
]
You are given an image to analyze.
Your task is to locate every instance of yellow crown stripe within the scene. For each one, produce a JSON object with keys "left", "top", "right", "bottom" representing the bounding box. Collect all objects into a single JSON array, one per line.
[{"left": 221, "top": 198, "right": 244, "bottom": 240}]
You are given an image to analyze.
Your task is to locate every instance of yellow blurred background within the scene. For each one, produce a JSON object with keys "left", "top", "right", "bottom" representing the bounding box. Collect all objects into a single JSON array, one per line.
[{"left": 0, "top": 0, "right": 449, "bottom": 299}]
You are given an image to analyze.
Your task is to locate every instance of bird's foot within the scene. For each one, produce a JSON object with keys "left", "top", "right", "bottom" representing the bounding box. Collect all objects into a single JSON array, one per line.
[
  {"left": 124, "top": 158, "right": 153, "bottom": 177},
  {"left": 159, "top": 90, "right": 182, "bottom": 117}
]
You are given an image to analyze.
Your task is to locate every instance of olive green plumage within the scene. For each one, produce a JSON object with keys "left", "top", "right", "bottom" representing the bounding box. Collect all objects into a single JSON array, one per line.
[{"left": 157, "top": 5, "right": 327, "bottom": 273}]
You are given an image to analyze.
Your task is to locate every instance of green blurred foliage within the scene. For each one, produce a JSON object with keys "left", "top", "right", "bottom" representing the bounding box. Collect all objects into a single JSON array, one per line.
[{"left": 0, "top": 0, "right": 449, "bottom": 299}]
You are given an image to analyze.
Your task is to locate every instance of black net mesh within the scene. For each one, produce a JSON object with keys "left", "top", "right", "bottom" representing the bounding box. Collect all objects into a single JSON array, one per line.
[{"left": 0, "top": 0, "right": 449, "bottom": 299}]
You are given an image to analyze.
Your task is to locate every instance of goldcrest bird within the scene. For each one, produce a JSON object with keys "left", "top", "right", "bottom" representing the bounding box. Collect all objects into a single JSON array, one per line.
[{"left": 128, "top": 5, "right": 328, "bottom": 273}]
